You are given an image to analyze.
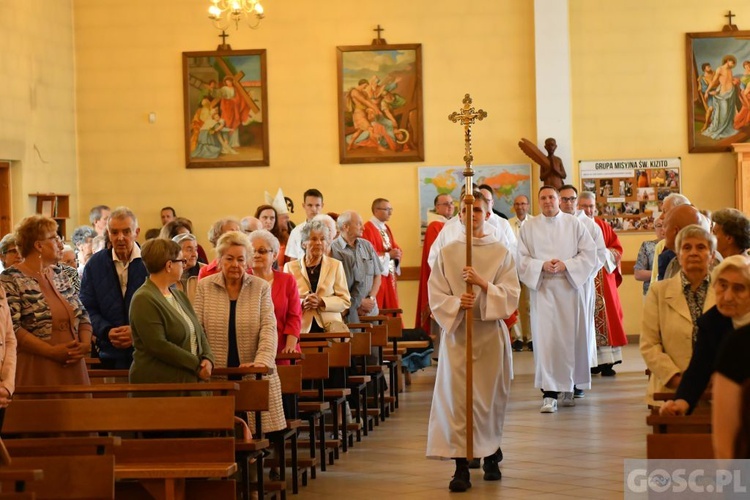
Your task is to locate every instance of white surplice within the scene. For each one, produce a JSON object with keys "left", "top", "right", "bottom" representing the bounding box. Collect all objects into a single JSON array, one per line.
[
  {"left": 427, "top": 214, "right": 517, "bottom": 269},
  {"left": 517, "top": 211, "right": 597, "bottom": 392},
  {"left": 575, "top": 211, "right": 607, "bottom": 367},
  {"left": 426, "top": 233, "right": 520, "bottom": 459}
]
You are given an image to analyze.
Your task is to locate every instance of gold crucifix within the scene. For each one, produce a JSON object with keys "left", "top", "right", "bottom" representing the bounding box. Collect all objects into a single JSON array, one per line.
[{"left": 447, "top": 93, "right": 487, "bottom": 462}]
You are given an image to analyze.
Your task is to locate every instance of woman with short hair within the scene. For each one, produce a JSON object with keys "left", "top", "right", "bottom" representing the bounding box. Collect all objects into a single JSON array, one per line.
[
  {"left": 0, "top": 234, "right": 22, "bottom": 271},
  {"left": 0, "top": 215, "right": 90, "bottom": 388},
  {"left": 248, "top": 230, "right": 302, "bottom": 364},
  {"left": 172, "top": 233, "right": 205, "bottom": 304},
  {"left": 194, "top": 231, "right": 286, "bottom": 433},
  {"left": 71, "top": 225, "right": 96, "bottom": 276},
  {"left": 129, "top": 238, "right": 214, "bottom": 384},
  {"left": 283, "top": 220, "right": 350, "bottom": 333},
  {"left": 640, "top": 224, "right": 717, "bottom": 406}
]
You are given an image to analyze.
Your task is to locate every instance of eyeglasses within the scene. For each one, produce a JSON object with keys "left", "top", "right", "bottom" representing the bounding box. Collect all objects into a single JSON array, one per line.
[
  {"left": 560, "top": 197, "right": 577, "bottom": 203},
  {"left": 252, "top": 248, "right": 273, "bottom": 255},
  {"left": 39, "top": 234, "right": 62, "bottom": 244},
  {"left": 170, "top": 259, "right": 188, "bottom": 266}
]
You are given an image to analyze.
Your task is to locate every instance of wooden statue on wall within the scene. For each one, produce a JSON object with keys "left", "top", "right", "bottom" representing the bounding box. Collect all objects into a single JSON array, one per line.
[{"left": 518, "top": 137, "right": 567, "bottom": 190}]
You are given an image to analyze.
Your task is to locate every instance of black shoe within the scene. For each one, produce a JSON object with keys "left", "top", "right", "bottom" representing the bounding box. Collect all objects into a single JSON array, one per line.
[
  {"left": 527, "top": 341, "right": 533, "bottom": 352},
  {"left": 573, "top": 387, "right": 585, "bottom": 398},
  {"left": 468, "top": 458, "right": 481, "bottom": 469},
  {"left": 449, "top": 467, "right": 472, "bottom": 492},
  {"left": 482, "top": 452, "right": 502, "bottom": 481},
  {"left": 590, "top": 366, "right": 601, "bottom": 375},
  {"left": 512, "top": 340, "right": 524, "bottom": 352},
  {"left": 600, "top": 364, "right": 616, "bottom": 376}
]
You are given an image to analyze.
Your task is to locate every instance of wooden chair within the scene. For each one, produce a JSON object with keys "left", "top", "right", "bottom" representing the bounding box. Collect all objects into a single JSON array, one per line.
[
  {"left": 347, "top": 329, "right": 373, "bottom": 439},
  {"left": 275, "top": 364, "right": 306, "bottom": 493},
  {"left": 297, "top": 352, "right": 332, "bottom": 473}
]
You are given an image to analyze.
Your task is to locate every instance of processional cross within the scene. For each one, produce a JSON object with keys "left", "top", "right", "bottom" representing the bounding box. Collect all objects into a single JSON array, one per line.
[{"left": 448, "top": 93, "right": 487, "bottom": 461}]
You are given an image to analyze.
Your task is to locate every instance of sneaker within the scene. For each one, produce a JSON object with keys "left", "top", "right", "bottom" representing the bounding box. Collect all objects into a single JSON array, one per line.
[
  {"left": 449, "top": 467, "right": 472, "bottom": 492},
  {"left": 540, "top": 397, "right": 557, "bottom": 413},
  {"left": 527, "top": 341, "right": 533, "bottom": 352},
  {"left": 561, "top": 392, "right": 576, "bottom": 407},
  {"left": 573, "top": 387, "right": 585, "bottom": 398},
  {"left": 512, "top": 340, "right": 524, "bottom": 352},
  {"left": 482, "top": 450, "right": 502, "bottom": 481},
  {"left": 468, "top": 458, "right": 481, "bottom": 469}
]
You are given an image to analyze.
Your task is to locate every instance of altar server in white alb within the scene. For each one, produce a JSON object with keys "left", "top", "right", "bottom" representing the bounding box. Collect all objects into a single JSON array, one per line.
[
  {"left": 517, "top": 186, "right": 598, "bottom": 414},
  {"left": 426, "top": 191, "right": 520, "bottom": 493}
]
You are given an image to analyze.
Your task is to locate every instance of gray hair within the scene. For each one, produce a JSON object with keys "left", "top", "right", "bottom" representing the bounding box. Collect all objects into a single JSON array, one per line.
[
  {"left": 216, "top": 230, "right": 250, "bottom": 258},
  {"left": 711, "top": 254, "right": 750, "bottom": 287},
  {"left": 71, "top": 225, "right": 96, "bottom": 247},
  {"left": 713, "top": 208, "right": 750, "bottom": 252},
  {"left": 208, "top": 217, "right": 241, "bottom": 247},
  {"left": 579, "top": 191, "right": 596, "bottom": 202},
  {"left": 0, "top": 233, "right": 17, "bottom": 255},
  {"left": 108, "top": 206, "right": 139, "bottom": 230},
  {"left": 663, "top": 193, "right": 690, "bottom": 209},
  {"left": 88, "top": 205, "right": 110, "bottom": 225},
  {"left": 172, "top": 232, "right": 197, "bottom": 245},
  {"left": 675, "top": 224, "right": 717, "bottom": 254},
  {"left": 247, "top": 229, "right": 280, "bottom": 256},
  {"left": 300, "top": 220, "right": 331, "bottom": 245},
  {"left": 337, "top": 211, "right": 355, "bottom": 230}
]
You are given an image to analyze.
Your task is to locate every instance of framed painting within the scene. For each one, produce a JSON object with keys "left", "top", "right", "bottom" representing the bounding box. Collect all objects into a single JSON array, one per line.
[
  {"left": 336, "top": 43, "right": 424, "bottom": 164},
  {"left": 687, "top": 31, "right": 750, "bottom": 153},
  {"left": 182, "top": 49, "right": 269, "bottom": 168}
]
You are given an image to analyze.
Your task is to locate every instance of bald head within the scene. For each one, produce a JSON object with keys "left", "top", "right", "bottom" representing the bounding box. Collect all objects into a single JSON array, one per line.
[{"left": 664, "top": 205, "right": 702, "bottom": 251}]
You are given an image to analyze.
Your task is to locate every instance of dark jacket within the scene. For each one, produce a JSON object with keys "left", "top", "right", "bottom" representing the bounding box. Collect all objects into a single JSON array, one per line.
[
  {"left": 674, "top": 305, "right": 734, "bottom": 413},
  {"left": 80, "top": 248, "right": 148, "bottom": 362}
]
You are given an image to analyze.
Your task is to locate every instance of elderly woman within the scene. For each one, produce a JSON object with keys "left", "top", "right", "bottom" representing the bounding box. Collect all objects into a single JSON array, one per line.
[
  {"left": 129, "top": 238, "right": 214, "bottom": 384},
  {"left": 198, "top": 217, "right": 242, "bottom": 280},
  {"left": 640, "top": 224, "right": 717, "bottom": 406},
  {"left": 0, "top": 234, "right": 22, "bottom": 271},
  {"left": 194, "top": 231, "right": 286, "bottom": 434},
  {"left": 712, "top": 208, "right": 750, "bottom": 258},
  {"left": 0, "top": 216, "right": 90, "bottom": 387},
  {"left": 634, "top": 218, "right": 664, "bottom": 298},
  {"left": 248, "top": 230, "right": 302, "bottom": 364},
  {"left": 283, "top": 220, "right": 350, "bottom": 333},
  {"left": 172, "top": 233, "right": 205, "bottom": 304},
  {"left": 712, "top": 322, "right": 750, "bottom": 458},
  {"left": 660, "top": 254, "right": 750, "bottom": 416},
  {"left": 71, "top": 225, "right": 96, "bottom": 276}
]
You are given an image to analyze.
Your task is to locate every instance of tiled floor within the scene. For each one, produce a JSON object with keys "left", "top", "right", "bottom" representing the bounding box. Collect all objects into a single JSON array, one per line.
[{"left": 291, "top": 344, "right": 648, "bottom": 499}]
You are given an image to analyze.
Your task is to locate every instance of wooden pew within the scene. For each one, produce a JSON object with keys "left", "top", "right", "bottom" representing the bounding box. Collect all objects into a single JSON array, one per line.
[
  {"left": 3, "top": 383, "right": 239, "bottom": 500},
  {"left": 646, "top": 394, "right": 713, "bottom": 459}
]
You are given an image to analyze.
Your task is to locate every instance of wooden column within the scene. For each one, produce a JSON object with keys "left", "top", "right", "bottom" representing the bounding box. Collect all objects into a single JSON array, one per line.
[{"left": 732, "top": 143, "right": 750, "bottom": 215}]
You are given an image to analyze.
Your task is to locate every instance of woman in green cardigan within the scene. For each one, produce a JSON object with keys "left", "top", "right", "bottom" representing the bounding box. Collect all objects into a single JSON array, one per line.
[{"left": 129, "top": 238, "right": 214, "bottom": 384}]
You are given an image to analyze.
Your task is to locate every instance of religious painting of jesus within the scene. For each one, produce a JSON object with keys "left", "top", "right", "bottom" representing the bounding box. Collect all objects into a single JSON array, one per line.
[
  {"left": 686, "top": 30, "right": 750, "bottom": 153},
  {"left": 182, "top": 49, "right": 269, "bottom": 168},
  {"left": 336, "top": 44, "right": 424, "bottom": 164}
]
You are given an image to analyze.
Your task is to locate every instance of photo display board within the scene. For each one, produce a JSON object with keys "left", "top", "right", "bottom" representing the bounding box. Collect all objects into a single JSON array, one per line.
[{"left": 579, "top": 158, "right": 681, "bottom": 233}]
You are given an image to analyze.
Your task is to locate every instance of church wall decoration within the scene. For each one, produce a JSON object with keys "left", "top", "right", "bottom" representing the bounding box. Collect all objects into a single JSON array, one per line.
[
  {"left": 687, "top": 30, "right": 750, "bottom": 153},
  {"left": 337, "top": 44, "right": 424, "bottom": 164},
  {"left": 182, "top": 49, "right": 269, "bottom": 168},
  {"left": 579, "top": 157, "right": 681, "bottom": 233},
  {"left": 417, "top": 164, "right": 531, "bottom": 241}
]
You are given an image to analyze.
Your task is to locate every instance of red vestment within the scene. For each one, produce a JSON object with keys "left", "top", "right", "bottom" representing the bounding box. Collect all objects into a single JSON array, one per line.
[
  {"left": 415, "top": 221, "right": 444, "bottom": 331},
  {"left": 220, "top": 86, "right": 251, "bottom": 130},
  {"left": 362, "top": 220, "right": 401, "bottom": 311},
  {"left": 593, "top": 217, "right": 628, "bottom": 348}
]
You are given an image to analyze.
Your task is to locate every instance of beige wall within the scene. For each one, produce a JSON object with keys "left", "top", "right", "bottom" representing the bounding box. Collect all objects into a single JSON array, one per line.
[
  {"left": 570, "top": 0, "right": 749, "bottom": 335},
  {"left": 0, "top": 0, "right": 79, "bottom": 237}
]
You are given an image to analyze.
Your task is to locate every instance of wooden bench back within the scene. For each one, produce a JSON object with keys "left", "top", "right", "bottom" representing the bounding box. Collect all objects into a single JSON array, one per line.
[
  {"left": 4, "top": 396, "right": 236, "bottom": 434},
  {"left": 277, "top": 365, "right": 302, "bottom": 395},
  {"left": 234, "top": 379, "right": 270, "bottom": 412},
  {"left": 647, "top": 434, "right": 714, "bottom": 459},
  {"left": 300, "top": 352, "right": 329, "bottom": 381},
  {"left": 3, "top": 455, "right": 115, "bottom": 499},
  {"left": 371, "top": 323, "right": 388, "bottom": 347},
  {"left": 386, "top": 316, "right": 403, "bottom": 340},
  {"left": 115, "top": 437, "right": 235, "bottom": 465},
  {"left": 326, "top": 341, "right": 351, "bottom": 368},
  {"left": 350, "top": 332, "right": 372, "bottom": 356}
]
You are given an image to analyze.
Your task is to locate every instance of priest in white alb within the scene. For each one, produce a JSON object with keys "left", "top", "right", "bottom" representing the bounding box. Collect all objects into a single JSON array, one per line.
[
  {"left": 426, "top": 191, "right": 520, "bottom": 493},
  {"left": 517, "top": 186, "right": 598, "bottom": 413}
]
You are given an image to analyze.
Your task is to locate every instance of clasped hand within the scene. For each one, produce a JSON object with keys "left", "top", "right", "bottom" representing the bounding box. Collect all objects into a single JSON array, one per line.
[
  {"left": 303, "top": 293, "right": 322, "bottom": 311},
  {"left": 109, "top": 325, "right": 133, "bottom": 349},
  {"left": 50, "top": 340, "right": 90, "bottom": 366},
  {"left": 543, "top": 259, "right": 566, "bottom": 274}
]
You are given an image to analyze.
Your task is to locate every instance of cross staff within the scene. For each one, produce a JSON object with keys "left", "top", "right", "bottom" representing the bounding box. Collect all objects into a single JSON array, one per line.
[{"left": 448, "top": 93, "right": 487, "bottom": 461}]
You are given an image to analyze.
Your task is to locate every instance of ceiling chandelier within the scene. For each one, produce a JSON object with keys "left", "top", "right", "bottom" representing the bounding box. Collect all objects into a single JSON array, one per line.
[{"left": 208, "top": 0, "right": 265, "bottom": 31}]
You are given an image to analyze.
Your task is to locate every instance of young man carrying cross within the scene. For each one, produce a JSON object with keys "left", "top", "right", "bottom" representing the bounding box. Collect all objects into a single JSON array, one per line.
[{"left": 426, "top": 191, "right": 520, "bottom": 492}]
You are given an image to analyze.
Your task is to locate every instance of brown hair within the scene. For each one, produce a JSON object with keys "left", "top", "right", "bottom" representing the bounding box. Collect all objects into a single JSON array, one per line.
[{"left": 14, "top": 215, "right": 58, "bottom": 258}]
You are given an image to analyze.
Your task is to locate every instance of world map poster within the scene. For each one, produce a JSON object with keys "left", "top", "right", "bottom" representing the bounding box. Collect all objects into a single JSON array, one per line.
[{"left": 418, "top": 165, "right": 532, "bottom": 240}]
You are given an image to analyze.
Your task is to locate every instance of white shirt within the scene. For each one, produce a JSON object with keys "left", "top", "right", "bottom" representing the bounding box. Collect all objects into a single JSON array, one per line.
[
  {"left": 285, "top": 221, "right": 308, "bottom": 260},
  {"left": 112, "top": 244, "right": 142, "bottom": 296},
  {"left": 427, "top": 214, "right": 517, "bottom": 269}
]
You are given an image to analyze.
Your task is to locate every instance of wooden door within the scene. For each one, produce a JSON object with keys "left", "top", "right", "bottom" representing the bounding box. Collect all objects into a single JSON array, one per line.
[{"left": 0, "top": 162, "right": 10, "bottom": 236}]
